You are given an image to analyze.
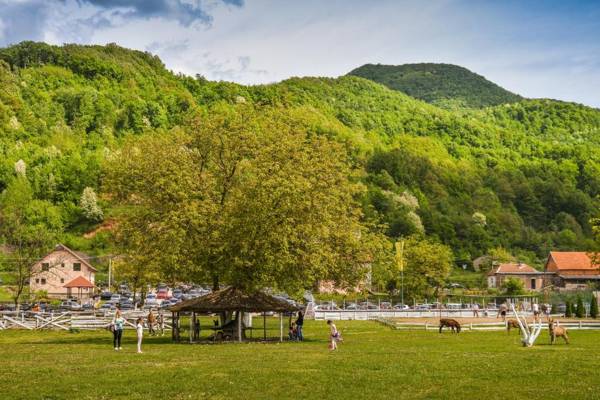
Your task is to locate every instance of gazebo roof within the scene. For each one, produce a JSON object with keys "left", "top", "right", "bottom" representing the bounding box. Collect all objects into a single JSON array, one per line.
[
  {"left": 63, "top": 276, "right": 95, "bottom": 288},
  {"left": 169, "top": 287, "right": 300, "bottom": 313}
]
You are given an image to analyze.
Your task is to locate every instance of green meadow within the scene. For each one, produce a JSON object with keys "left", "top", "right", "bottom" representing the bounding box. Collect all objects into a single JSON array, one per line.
[{"left": 1, "top": 320, "right": 599, "bottom": 400}]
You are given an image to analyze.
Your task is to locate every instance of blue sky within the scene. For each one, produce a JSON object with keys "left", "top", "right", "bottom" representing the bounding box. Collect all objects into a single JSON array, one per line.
[{"left": 0, "top": 0, "right": 599, "bottom": 107}]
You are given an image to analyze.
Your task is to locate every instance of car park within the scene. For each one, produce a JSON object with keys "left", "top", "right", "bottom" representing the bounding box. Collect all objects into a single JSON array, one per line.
[
  {"left": 344, "top": 303, "right": 359, "bottom": 310},
  {"left": 393, "top": 303, "right": 410, "bottom": 310},
  {"left": 172, "top": 289, "right": 183, "bottom": 299}
]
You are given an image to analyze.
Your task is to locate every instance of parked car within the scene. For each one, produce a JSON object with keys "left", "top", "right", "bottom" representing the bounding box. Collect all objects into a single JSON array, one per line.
[
  {"left": 145, "top": 293, "right": 158, "bottom": 305},
  {"left": 380, "top": 302, "right": 392, "bottom": 309},
  {"left": 344, "top": 303, "right": 359, "bottom": 310},
  {"left": 109, "top": 294, "right": 121, "bottom": 304},
  {"left": 100, "top": 291, "right": 113, "bottom": 301},
  {"left": 119, "top": 300, "right": 134, "bottom": 310},
  {"left": 172, "top": 289, "right": 183, "bottom": 299},
  {"left": 393, "top": 304, "right": 410, "bottom": 310},
  {"left": 157, "top": 288, "right": 170, "bottom": 300}
]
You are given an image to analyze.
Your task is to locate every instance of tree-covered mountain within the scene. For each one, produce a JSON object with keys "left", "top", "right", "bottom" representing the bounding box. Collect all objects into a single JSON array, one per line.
[
  {"left": 348, "top": 63, "right": 522, "bottom": 108},
  {"left": 1, "top": 42, "right": 600, "bottom": 277}
]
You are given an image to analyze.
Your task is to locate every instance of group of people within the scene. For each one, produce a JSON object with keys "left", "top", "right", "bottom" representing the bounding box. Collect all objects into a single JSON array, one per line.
[
  {"left": 110, "top": 309, "right": 166, "bottom": 353},
  {"left": 111, "top": 308, "right": 342, "bottom": 352},
  {"left": 496, "top": 301, "right": 551, "bottom": 322},
  {"left": 288, "top": 311, "right": 305, "bottom": 341}
]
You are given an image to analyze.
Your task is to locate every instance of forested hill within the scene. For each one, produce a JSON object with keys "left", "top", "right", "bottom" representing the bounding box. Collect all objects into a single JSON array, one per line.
[
  {"left": 1, "top": 42, "right": 600, "bottom": 270},
  {"left": 348, "top": 63, "right": 522, "bottom": 108}
]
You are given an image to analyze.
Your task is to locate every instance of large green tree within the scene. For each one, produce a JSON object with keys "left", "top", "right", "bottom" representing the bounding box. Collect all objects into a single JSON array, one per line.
[
  {"left": 0, "top": 176, "right": 62, "bottom": 308},
  {"left": 401, "top": 235, "right": 453, "bottom": 299},
  {"left": 104, "top": 104, "right": 383, "bottom": 293}
]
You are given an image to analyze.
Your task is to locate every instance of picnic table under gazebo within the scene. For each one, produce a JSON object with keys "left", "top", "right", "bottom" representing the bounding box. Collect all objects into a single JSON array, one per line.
[{"left": 168, "top": 287, "right": 301, "bottom": 343}]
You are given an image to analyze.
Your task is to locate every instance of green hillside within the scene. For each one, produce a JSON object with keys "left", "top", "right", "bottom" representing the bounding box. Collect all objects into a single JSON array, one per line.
[
  {"left": 1, "top": 42, "right": 600, "bottom": 272},
  {"left": 348, "top": 63, "right": 522, "bottom": 108}
]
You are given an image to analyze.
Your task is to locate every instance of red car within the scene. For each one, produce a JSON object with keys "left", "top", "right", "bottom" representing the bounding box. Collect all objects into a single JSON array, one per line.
[{"left": 157, "top": 288, "right": 170, "bottom": 299}]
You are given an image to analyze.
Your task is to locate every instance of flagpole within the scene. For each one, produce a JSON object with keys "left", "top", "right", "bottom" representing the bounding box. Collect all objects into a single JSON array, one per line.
[{"left": 395, "top": 240, "right": 405, "bottom": 306}]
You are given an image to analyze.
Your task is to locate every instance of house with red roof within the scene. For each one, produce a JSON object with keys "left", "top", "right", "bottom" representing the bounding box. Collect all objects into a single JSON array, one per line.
[
  {"left": 544, "top": 251, "right": 600, "bottom": 290},
  {"left": 29, "top": 244, "right": 97, "bottom": 299},
  {"left": 487, "top": 262, "right": 544, "bottom": 291}
]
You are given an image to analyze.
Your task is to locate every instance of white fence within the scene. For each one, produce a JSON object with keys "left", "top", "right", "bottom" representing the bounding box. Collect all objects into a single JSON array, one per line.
[
  {"left": 313, "top": 309, "right": 503, "bottom": 321},
  {"left": 376, "top": 317, "right": 600, "bottom": 331},
  {"left": 0, "top": 311, "right": 172, "bottom": 331}
]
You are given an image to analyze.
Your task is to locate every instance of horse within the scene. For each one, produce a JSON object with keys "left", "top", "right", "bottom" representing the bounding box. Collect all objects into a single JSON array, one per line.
[
  {"left": 439, "top": 318, "right": 461, "bottom": 333},
  {"left": 548, "top": 318, "right": 569, "bottom": 345},
  {"left": 506, "top": 319, "right": 521, "bottom": 333}
]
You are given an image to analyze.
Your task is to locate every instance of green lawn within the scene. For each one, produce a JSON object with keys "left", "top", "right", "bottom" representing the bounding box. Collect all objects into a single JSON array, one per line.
[{"left": 1, "top": 320, "right": 600, "bottom": 399}]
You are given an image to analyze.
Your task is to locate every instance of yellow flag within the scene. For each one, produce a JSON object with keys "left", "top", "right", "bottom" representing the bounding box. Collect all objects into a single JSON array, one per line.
[{"left": 395, "top": 241, "right": 404, "bottom": 272}]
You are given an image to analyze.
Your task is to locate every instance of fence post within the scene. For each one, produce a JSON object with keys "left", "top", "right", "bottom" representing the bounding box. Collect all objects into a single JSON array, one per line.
[
  {"left": 425, "top": 322, "right": 428, "bottom": 331},
  {"left": 579, "top": 320, "right": 582, "bottom": 329}
]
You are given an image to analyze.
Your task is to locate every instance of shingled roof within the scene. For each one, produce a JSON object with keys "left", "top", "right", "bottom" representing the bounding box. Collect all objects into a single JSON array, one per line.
[
  {"left": 169, "top": 287, "right": 300, "bottom": 313},
  {"left": 487, "top": 262, "right": 541, "bottom": 276}
]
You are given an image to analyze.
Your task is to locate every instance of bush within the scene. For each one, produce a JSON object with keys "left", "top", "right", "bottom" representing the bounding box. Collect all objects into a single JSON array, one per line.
[
  {"left": 501, "top": 277, "right": 525, "bottom": 295},
  {"left": 565, "top": 300, "right": 572, "bottom": 318},
  {"left": 576, "top": 296, "right": 585, "bottom": 318},
  {"left": 591, "top": 296, "right": 599, "bottom": 319}
]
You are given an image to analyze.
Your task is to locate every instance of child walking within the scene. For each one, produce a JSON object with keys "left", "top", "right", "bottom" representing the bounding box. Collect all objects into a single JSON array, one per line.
[
  {"left": 327, "top": 320, "right": 341, "bottom": 351},
  {"left": 136, "top": 317, "right": 144, "bottom": 353}
]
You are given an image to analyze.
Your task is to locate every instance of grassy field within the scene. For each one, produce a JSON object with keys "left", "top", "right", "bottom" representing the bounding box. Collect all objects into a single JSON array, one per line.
[{"left": 2, "top": 319, "right": 600, "bottom": 400}]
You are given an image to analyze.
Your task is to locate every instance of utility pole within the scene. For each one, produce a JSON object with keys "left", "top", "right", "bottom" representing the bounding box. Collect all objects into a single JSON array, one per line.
[
  {"left": 395, "top": 240, "right": 405, "bottom": 306},
  {"left": 108, "top": 257, "right": 112, "bottom": 292}
]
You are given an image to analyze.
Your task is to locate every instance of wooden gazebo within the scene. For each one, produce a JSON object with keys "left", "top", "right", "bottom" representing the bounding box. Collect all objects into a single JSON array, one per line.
[{"left": 169, "top": 287, "right": 301, "bottom": 343}]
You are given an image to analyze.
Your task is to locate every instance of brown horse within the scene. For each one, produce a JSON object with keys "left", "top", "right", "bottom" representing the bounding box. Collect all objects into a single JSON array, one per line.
[
  {"left": 506, "top": 319, "right": 521, "bottom": 333},
  {"left": 548, "top": 318, "right": 569, "bottom": 345},
  {"left": 439, "top": 318, "right": 461, "bottom": 333}
]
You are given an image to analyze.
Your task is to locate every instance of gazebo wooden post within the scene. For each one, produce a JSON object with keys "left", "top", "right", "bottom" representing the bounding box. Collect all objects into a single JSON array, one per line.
[
  {"left": 263, "top": 312, "right": 266, "bottom": 341},
  {"left": 238, "top": 311, "right": 242, "bottom": 343},
  {"left": 189, "top": 312, "right": 193, "bottom": 344},
  {"left": 171, "top": 312, "right": 176, "bottom": 341},
  {"left": 279, "top": 312, "right": 283, "bottom": 342}
]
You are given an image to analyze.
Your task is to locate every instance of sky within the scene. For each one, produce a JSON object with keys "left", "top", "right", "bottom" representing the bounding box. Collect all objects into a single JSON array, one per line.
[{"left": 0, "top": 0, "right": 599, "bottom": 107}]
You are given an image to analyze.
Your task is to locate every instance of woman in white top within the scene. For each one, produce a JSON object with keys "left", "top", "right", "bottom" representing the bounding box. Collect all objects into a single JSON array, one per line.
[
  {"left": 327, "top": 320, "right": 339, "bottom": 351},
  {"left": 136, "top": 317, "right": 144, "bottom": 353}
]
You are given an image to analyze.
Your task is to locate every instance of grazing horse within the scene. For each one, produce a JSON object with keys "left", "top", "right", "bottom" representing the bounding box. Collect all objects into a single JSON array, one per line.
[
  {"left": 506, "top": 319, "right": 521, "bottom": 333},
  {"left": 548, "top": 318, "right": 569, "bottom": 345},
  {"left": 439, "top": 318, "right": 461, "bottom": 333}
]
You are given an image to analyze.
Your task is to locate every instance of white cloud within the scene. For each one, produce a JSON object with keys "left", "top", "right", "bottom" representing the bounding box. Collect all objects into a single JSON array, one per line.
[{"left": 0, "top": 0, "right": 598, "bottom": 107}]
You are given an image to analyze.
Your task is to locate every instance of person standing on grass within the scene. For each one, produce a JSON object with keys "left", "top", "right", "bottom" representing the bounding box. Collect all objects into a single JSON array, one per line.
[
  {"left": 147, "top": 310, "right": 156, "bottom": 336},
  {"left": 473, "top": 303, "right": 479, "bottom": 318},
  {"left": 295, "top": 310, "right": 304, "bottom": 341},
  {"left": 497, "top": 303, "right": 508, "bottom": 322},
  {"left": 327, "top": 320, "right": 340, "bottom": 351},
  {"left": 532, "top": 302, "right": 540, "bottom": 321},
  {"left": 136, "top": 317, "right": 144, "bottom": 353},
  {"left": 112, "top": 310, "right": 125, "bottom": 350}
]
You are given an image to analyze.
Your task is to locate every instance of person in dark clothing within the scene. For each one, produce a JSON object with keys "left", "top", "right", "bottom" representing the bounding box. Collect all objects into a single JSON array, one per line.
[{"left": 295, "top": 311, "right": 304, "bottom": 341}]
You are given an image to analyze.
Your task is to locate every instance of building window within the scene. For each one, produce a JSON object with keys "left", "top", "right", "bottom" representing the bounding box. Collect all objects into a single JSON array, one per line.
[
  {"left": 60, "top": 278, "right": 65, "bottom": 284},
  {"left": 41, "top": 263, "right": 49, "bottom": 271},
  {"left": 73, "top": 263, "right": 81, "bottom": 272},
  {"left": 531, "top": 278, "right": 536, "bottom": 290},
  {"left": 41, "top": 278, "right": 46, "bottom": 285},
  {"left": 35, "top": 279, "right": 40, "bottom": 284}
]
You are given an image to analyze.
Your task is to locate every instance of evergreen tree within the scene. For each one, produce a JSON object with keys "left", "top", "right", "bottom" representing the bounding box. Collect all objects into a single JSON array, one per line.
[
  {"left": 576, "top": 296, "right": 585, "bottom": 318},
  {"left": 590, "top": 296, "right": 598, "bottom": 319},
  {"left": 565, "top": 300, "right": 572, "bottom": 318}
]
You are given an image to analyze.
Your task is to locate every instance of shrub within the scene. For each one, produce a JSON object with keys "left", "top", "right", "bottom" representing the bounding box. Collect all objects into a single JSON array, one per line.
[
  {"left": 565, "top": 300, "right": 572, "bottom": 318},
  {"left": 591, "top": 296, "right": 598, "bottom": 319},
  {"left": 576, "top": 296, "right": 585, "bottom": 318}
]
